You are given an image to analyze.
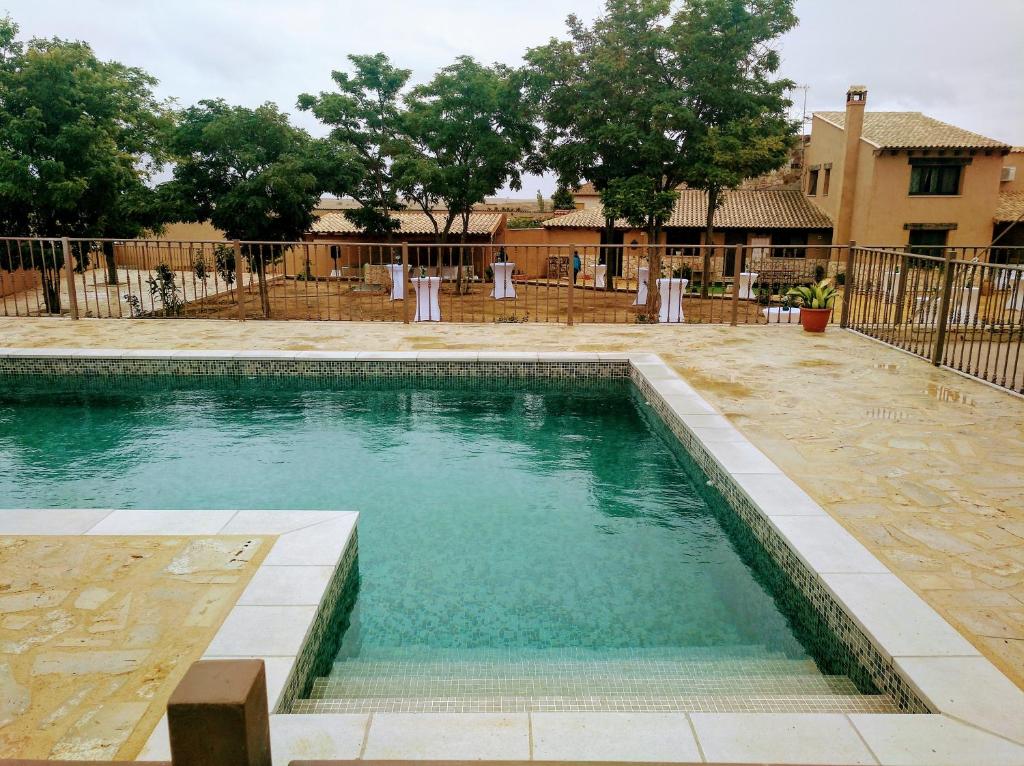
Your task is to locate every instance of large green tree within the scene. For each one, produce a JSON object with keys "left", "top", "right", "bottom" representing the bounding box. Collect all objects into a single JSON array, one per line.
[
  {"left": 161, "top": 99, "right": 356, "bottom": 318},
  {"left": 0, "top": 17, "right": 172, "bottom": 311},
  {"left": 673, "top": 0, "right": 797, "bottom": 296},
  {"left": 526, "top": 0, "right": 697, "bottom": 309},
  {"left": 298, "top": 54, "right": 411, "bottom": 240},
  {"left": 393, "top": 56, "right": 536, "bottom": 287}
]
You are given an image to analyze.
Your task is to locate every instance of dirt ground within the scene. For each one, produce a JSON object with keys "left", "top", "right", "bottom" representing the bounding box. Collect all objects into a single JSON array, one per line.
[{"left": 181, "top": 277, "right": 813, "bottom": 325}]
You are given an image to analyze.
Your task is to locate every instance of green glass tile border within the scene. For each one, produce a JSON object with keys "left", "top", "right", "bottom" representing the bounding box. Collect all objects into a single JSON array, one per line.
[{"left": 632, "top": 368, "right": 929, "bottom": 714}]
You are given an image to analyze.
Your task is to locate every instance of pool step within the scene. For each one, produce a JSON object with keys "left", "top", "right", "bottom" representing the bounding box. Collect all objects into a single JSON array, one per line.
[
  {"left": 295, "top": 647, "right": 899, "bottom": 713},
  {"left": 291, "top": 693, "right": 899, "bottom": 715},
  {"left": 309, "top": 670, "right": 861, "bottom": 699}
]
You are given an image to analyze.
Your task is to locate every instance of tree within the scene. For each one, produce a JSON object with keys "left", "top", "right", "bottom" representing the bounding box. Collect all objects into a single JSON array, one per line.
[
  {"left": 393, "top": 56, "right": 536, "bottom": 289},
  {"left": 161, "top": 99, "right": 356, "bottom": 318},
  {"left": 601, "top": 176, "right": 679, "bottom": 320},
  {"left": 0, "top": 17, "right": 172, "bottom": 311},
  {"left": 525, "top": 0, "right": 700, "bottom": 307},
  {"left": 672, "top": 0, "right": 798, "bottom": 296},
  {"left": 551, "top": 185, "right": 575, "bottom": 210},
  {"left": 298, "top": 54, "right": 411, "bottom": 242}
]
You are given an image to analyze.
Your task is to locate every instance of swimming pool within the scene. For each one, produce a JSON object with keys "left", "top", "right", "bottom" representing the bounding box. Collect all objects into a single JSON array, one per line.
[{"left": 0, "top": 369, "right": 892, "bottom": 713}]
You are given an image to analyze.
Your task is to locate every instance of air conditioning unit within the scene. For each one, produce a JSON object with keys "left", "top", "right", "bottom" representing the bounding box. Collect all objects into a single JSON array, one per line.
[{"left": 1002, "top": 166, "right": 1017, "bottom": 182}]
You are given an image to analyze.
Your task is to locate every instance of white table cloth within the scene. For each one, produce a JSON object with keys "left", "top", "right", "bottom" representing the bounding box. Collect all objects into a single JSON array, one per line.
[
  {"left": 952, "top": 286, "right": 980, "bottom": 325},
  {"left": 761, "top": 307, "right": 801, "bottom": 324},
  {"left": 594, "top": 264, "right": 607, "bottom": 289},
  {"left": 632, "top": 267, "right": 649, "bottom": 306},
  {"left": 490, "top": 262, "right": 516, "bottom": 300},
  {"left": 737, "top": 271, "right": 758, "bottom": 300},
  {"left": 1004, "top": 269, "right": 1024, "bottom": 312},
  {"left": 410, "top": 276, "right": 441, "bottom": 322},
  {"left": 385, "top": 264, "right": 405, "bottom": 301},
  {"left": 657, "top": 278, "right": 688, "bottom": 323}
]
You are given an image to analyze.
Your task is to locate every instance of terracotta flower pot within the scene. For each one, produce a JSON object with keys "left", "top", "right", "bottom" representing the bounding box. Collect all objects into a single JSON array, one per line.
[{"left": 799, "top": 306, "right": 832, "bottom": 333}]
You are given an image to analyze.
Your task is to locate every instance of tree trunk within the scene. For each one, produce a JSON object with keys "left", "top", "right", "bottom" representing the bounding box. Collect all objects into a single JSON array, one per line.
[
  {"left": 103, "top": 242, "right": 118, "bottom": 285},
  {"left": 251, "top": 249, "right": 271, "bottom": 319},
  {"left": 701, "top": 188, "right": 718, "bottom": 299},
  {"left": 41, "top": 269, "right": 61, "bottom": 315},
  {"left": 455, "top": 211, "right": 469, "bottom": 295}
]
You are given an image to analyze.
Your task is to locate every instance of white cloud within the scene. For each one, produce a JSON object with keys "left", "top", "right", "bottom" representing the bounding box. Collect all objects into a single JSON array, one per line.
[{"left": 4, "top": 0, "right": 1021, "bottom": 194}]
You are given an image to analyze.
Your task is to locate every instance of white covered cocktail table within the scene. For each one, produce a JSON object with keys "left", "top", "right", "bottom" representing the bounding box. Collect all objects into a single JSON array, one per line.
[
  {"left": 738, "top": 271, "right": 758, "bottom": 300},
  {"left": 657, "top": 277, "right": 688, "bottom": 323},
  {"left": 409, "top": 276, "right": 441, "bottom": 322},
  {"left": 385, "top": 264, "right": 405, "bottom": 301},
  {"left": 490, "top": 262, "right": 516, "bottom": 300},
  {"left": 632, "top": 266, "right": 649, "bottom": 306}
]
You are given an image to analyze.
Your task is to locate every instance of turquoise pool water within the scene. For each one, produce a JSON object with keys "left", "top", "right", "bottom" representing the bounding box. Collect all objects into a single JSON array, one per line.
[{"left": 0, "top": 376, "right": 879, "bottom": 710}]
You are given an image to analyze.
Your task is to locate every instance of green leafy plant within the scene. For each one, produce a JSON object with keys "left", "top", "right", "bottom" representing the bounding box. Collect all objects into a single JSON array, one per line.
[
  {"left": 123, "top": 293, "right": 143, "bottom": 318},
  {"left": 146, "top": 263, "right": 183, "bottom": 317},
  {"left": 213, "top": 244, "right": 236, "bottom": 287},
  {"left": 787, "top": 278, "right": 837, "bottom": 310}
]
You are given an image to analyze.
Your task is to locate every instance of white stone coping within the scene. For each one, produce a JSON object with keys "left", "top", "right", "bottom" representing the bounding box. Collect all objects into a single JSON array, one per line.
[{"left": 1, "top": 350, "right": 1023, "bottom": 764}]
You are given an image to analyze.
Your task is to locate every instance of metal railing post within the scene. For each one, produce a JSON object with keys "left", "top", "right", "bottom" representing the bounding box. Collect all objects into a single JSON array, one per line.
[
  {"left": 61, "top": 237, "right": 79, "bottom": 320},
  {"left": 931, "top": 248, "right": 957, "bottom": 367},
  {"left": 566, "top": 254, "right": 575, "bottom": 326},
  {"left": 893, "top": 246, "right": 911, "bottom": 326},
  {"left": 839, "top": 240, "right": 856, "bottom": 328},
  {"left": 401, "top": 241, "right": 410, "bottom": 324},
  {"left": 233, "top": 240, "right": 245, "bottom": 321},
  {"left": 167, "top": 659, "right": 271, "bottom": 766}
]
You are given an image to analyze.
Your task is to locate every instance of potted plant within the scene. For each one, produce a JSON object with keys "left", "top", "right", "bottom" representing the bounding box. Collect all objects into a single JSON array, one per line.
[{"left": 787, "top": 278, "right": 837, "bottom": 332}]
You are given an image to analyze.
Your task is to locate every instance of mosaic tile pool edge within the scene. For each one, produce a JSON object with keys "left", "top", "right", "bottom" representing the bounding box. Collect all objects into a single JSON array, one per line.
[
  {"left": 275, "top": 530, "right": 360, "bottom": 714},
  {"left": 630, "top": 367, "right": 929, "bottom": 714}
]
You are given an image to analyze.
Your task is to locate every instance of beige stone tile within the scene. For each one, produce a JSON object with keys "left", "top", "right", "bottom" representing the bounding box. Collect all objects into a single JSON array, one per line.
[
  {"left": 822, "top": 572, "right": 979, "bottom": 659},
  {"left": 363, "top": 713, "right": 530, "bottom": 760},
  {"left": 531, "top": 712, "right": 700, "bottom": 762},
  {"left": 204, "top": 605, "right": 317, "bottom": 657},
  {"left": 270, "top": 714, "right": 369, "bottom": 763},
  {"left": 897, "top": 655, "right": 1024, "bottom": 744},
  {"left": 237, "top": 565, "right": 335, "bottom": 606},
  {"left": 851, "top": 713, "right": 1024, "bottom": 766},
  {"left": 690, "top": 712, "right": 875, "bottom": 765}
]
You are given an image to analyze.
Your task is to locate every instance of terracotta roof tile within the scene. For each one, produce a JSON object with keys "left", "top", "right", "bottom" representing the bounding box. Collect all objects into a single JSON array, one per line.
[
  {"left": 815, "top": 112, "right": 1009, "bottom": 150},
  {"left": 996, "top": 192, "right": 1024, "bottom": 223},
  {"left": 544, "top": 189, "right": 832, "bottom": 230},
  {"left": 311, "top": 211, "right": 504, "bottom": 236}
]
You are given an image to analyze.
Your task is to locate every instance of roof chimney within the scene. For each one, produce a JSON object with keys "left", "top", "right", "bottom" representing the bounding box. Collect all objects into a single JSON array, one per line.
[{"left": 834, "top": 86, "right": 868, "bottom": 245}]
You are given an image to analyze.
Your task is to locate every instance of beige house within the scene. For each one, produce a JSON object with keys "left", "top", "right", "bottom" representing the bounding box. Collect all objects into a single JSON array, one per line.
[{"left": 804, "top": 87, "right": 1013, "bottom": 253}]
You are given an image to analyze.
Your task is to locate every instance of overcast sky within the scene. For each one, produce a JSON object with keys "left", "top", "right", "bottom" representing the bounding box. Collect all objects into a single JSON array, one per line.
[{"left": 4, "top": 0, "right": 1022, "bottom": 195}]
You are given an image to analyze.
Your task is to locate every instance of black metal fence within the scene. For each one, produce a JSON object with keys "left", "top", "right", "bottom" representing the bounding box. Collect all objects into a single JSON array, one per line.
[
  {"left": 1, "top": 237, "right": 846, "bottom": 325},
  {"left": 842, "top": 246, "right": 1024, "bottom": 394}
]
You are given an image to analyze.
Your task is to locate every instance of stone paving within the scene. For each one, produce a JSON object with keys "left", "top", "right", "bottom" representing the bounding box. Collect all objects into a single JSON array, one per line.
[
  {"left": 0, "top": 317, "right": 1022, "bottom": 728},
  {"left": 0, "top": 534, "right": 267, "bottom": 759}
]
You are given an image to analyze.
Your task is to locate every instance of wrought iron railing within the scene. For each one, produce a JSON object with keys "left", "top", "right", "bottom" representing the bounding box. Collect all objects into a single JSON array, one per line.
[
  {"left": 0, "top": 237, "right": 847, "bottom": 325},
  {"left": 842, "top": 246, "right": 1024, "bottom": 394}
]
